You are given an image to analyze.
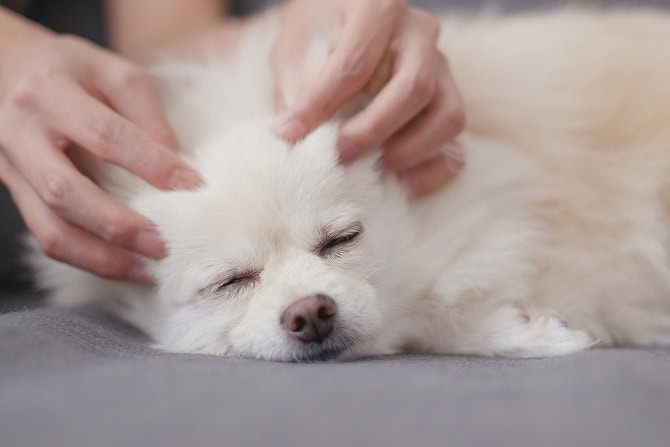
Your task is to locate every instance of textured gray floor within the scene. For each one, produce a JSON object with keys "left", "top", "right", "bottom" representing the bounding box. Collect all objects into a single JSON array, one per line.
[{"left": 1, "top": 305, "right": 669, "bottom": 447}]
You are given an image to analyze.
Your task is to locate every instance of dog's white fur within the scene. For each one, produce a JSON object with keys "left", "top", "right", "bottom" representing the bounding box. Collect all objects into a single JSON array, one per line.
[{"left": 30, "top": 9, "right": 670, "bottom": 361}]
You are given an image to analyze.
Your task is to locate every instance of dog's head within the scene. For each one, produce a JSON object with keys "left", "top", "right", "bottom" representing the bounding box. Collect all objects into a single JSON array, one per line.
[{"left": 134, "top": 120, "right": 402, "bottom": 361}]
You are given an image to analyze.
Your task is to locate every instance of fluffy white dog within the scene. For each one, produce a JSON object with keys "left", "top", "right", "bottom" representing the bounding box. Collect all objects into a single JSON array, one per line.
[{"left": 31, "top": 8, "right": 670, "bottom": 361}]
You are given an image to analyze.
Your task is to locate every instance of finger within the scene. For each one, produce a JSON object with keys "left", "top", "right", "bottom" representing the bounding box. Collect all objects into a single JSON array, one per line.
[
  {"left": 381, "top": 74, "right": 465, "bottom": 171},
  {"left": 338, "top": 55, "right": 437, "bottom": 161},
  {"left": 338, "top": 12, "right": 442, "bottom": 161},
  {"left": 270, "top": 4, "right": 308, "bottom": 115},
  {"left": 41, "top": 78, "right": 202, "bottom": 191},
  {"left": 273, "top": 82, "right": 288, "bottom": 114},
  {"left": 7, "top": 132, "right": 166, "bottom": 259},
  {"left": 399, "top": 152, "right": 464, "bottom": 198},
  {"left": 93, "top": 59, "right": 181, "bottom": 151},
  {"left": 274, "top": 1, "right": 402, "bottom": 142},
  {"left": 9, "top": 165, "right": 152, "bottom": 283},
  {"left": 58, "top": 35, "right": 180, "bottom": 151},
  {"left": 7, "top": 131, "right": 163, "bottom": 257}
]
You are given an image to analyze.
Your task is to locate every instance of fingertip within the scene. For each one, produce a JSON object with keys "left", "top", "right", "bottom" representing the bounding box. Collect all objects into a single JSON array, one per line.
[
  {"left": 134, "top": 227, "right": 166, "bottom": 259},
  {"left": 337, "top": 135, "right": 360, "bottom": 163},
  {"left": 167, "top": 166, "right": 205, "bottom": 191},
  {"left": 127, "top": 261, "right": 155, "bottom": 285},
  {"left": 274, "top": 113, "right": 307, "bottom": 143}
]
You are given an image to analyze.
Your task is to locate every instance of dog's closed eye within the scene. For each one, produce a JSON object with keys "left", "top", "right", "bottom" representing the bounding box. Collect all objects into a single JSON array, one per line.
[
  {"left": 201, "top": 272, "right": 259, "bottom": 297},
  {"left": 317, "top": 223, "right": 363, "bottom": 257}
]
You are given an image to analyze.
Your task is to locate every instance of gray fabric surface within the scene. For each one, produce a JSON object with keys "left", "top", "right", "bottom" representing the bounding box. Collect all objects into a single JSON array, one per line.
[{"left": 1, "top": 305, "right": 669, "bottom": 447}]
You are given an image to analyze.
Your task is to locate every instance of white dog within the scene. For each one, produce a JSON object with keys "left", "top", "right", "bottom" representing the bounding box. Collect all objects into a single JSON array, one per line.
[{"left": 30, "top": 8, "right": 670, "bottom": 361}]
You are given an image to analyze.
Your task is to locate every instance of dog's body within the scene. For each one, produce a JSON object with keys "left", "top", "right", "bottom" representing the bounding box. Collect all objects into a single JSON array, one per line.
[{"left": 31, "top": 9, "right": 670, "bottom": 360}]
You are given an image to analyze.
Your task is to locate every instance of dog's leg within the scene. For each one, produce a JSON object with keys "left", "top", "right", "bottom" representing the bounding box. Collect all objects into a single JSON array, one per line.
[{"left": 437, "top": 302, "right": 596, "bottom": 358}]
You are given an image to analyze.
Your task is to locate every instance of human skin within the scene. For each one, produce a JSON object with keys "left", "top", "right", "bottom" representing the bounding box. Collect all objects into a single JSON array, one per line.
[
  {"left": 271, "top": 0, "right": 466, "bottom": 197},
  {"left": 0, "top": 6, "right": 204, "bottom": 283},
  {"left": 0, "top": 0, "right": 465, "bottom": 283},
  {"left": 112, "top": 0, "right": 466, "bottom": 198}
]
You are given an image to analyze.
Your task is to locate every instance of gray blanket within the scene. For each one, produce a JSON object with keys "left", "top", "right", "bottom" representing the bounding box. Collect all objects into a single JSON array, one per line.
[{"left": 1, "top": 299, "right": 669, "bottom": 447}]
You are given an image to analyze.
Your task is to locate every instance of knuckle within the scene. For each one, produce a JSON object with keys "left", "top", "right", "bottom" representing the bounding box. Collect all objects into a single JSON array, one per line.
[
  {"left": 339, "top": 47, "right": 372, "bottom": 83},
  {"left": 42, "top": 174, "right": 71, "bottom": 209},
  {"left": 89, "top": 118, "right": 123, "bottom": 156},
  {"left": 117, "top": 64, "right": 152, "bottom": 89},
  {"left": 101, "top": 216, "right": 130, "bottom": 243},
  {"left": 9, "top": 67, "right": 59, "bottom": 108},
  {"left": 406, "top": 68, "right": 435, "bottom": 100}
]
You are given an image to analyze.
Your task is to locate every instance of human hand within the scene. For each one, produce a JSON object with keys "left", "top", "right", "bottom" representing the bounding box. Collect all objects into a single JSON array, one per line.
[
  {"left": 0, "top": 20, "right": 202, "bottom": 283},
  {"left": 271, "top": 0, "right": 465, "bottom": 197}
]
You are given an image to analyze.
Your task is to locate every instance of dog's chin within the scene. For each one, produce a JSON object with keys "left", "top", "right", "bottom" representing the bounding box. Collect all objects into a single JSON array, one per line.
[
  {"left": 290, "top": 344, "right": 350, "bottom": 362},
  {"left": 276, "top": 328, "right": 367, "bottom": 363}
]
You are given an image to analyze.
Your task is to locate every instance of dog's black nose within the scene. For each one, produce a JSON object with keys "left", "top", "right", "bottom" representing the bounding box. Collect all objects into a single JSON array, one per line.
[{"left": 281, "top": 294, "right": 337, "bottom": 343}]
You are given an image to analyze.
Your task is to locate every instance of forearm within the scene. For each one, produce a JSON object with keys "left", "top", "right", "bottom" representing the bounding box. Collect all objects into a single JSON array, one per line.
[{"left": 105, "top": 0, "right": 229, "bottom": 60}]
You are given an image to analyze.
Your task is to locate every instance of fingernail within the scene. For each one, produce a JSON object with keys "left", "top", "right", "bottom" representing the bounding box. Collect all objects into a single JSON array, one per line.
[
  {"left": 274, "top": 114, "right": 307, "bottom": 143},
  {"left": 128, "top": 262, "right": 155, "bottom": 285},
  {"left": 337, "top": 136, "right": 359, "bottom": 163},
  {"left": 135, "top": 228, "right": 166, "bottom": 259},
  {"left": 169, "top": 168, "right": 204, "bottom": 190}
]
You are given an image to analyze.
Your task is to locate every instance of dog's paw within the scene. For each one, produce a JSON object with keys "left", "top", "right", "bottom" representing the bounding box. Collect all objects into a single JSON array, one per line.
[
  {"left": 443, "top": 304, "right": 598, "bottom": 358},
  {"left": 495, "top": 313, "right": 597, "bottom": 358}
]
